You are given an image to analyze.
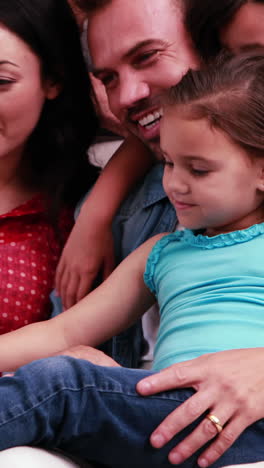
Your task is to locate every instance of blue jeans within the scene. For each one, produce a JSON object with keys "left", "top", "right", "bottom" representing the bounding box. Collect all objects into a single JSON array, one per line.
[{"left": 1, "top": 356, "right": 264, "bottom": 467}]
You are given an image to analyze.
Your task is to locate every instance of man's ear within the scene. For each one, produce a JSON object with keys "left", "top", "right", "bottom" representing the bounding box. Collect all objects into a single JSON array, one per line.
[{"left": 44, "top": 81, "right": 62, "bottom": 100}]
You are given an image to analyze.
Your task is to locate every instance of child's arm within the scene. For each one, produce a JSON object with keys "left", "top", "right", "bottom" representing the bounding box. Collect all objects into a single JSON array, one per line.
[
  {"left": 55, "top": 134, "right": 155, "bottom": 310},
  {"left": 1, "top": 233, "right": 164, "bottom": 373}
]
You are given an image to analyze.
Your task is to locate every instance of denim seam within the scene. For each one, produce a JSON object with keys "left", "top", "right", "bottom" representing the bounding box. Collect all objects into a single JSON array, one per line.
[{"left": 0, "top": 387, "right": 189, "bottom": 426}]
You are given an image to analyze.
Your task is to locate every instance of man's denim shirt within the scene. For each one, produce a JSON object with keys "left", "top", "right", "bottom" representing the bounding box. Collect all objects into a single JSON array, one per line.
[
  {"left": 51, "top": 164, "right": 177, "bottom": 368},
  {"left": 105, "top": 163, "right": 177, "bottom": 367}
]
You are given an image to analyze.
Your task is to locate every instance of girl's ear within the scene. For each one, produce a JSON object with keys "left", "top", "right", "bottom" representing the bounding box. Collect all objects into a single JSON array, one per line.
[
  {"left": 44, "top": 81, "right": 62, "bottom": 100},
  {"left": 256, "top": 164, "right": 264, "bottom": 192}
]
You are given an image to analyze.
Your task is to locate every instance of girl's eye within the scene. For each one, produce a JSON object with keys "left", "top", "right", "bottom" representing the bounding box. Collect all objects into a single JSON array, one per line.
[
  {"left": 164, "top": 160, "right": 173, "bottom": 168},
  {"left": 191, "top": 168, "right": 210, "bottom": 176}
]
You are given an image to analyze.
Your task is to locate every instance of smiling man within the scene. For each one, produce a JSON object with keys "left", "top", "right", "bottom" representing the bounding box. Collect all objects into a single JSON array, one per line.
[
  {"left": 1, "top": 1, "right": 264, "bottom": 468},
  {"left": 88, "top": 0, "right": 198, "bottom": 153}
]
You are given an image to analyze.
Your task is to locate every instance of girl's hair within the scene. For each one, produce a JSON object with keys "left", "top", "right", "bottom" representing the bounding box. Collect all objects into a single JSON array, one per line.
[
  {"left": 164, "top": 50, "right": 264, "bottom": 159},
  {"left": 0, "top": 0, "right": 99, "bottom": 217},
  {"left": 186, "top": 0, "right": 264, "bottom": 62}
]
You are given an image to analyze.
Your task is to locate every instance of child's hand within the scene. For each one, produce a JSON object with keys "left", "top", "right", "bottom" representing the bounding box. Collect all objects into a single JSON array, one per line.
[
  {"left": 55, "top": 217, "right": 115, "bottom": 310},
  {"left": 56, "top": 345, "right": 120, "bottom": 367}
]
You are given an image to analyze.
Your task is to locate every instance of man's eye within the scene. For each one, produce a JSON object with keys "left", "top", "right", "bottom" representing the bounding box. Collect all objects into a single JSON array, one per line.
[{"left": 136, "top": 50, "right": 158, "bottom": 65}]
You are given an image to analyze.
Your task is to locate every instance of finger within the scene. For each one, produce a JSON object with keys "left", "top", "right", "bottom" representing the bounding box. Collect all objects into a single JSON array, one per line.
[
  {"left": 137, "top": 360, "right": 200, "bottom": 396},
  {"left": 150, "top": 388, "right": 215, "bottom": 449},
  {"left": 64, "top": 273, "right": 80, "bottom": 310},
  {"left": 102, "top": 253, "right": 116, "bottom": 280},
  {"left": 168, "top": 406, "right": 232, "bottom": 465},
  {"left": 60, "top": 270, "right": 72, "bottom": 309},
  {"left": 55, "top": 259, "right": 66, "bottom": 297},
  {"left": 76, "top": 276, "right": 92, "bottom": 303},
  {"left": 197, "top": 416, "right": 247, "bottom": 467}
]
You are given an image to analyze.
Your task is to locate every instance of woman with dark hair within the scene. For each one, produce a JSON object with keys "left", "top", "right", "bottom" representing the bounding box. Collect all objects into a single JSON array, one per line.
[
  {"left": 0, "top": 0, "right": 98, "bottom": 333},
  {"left": 0, "top": 49, "right": 264, "bottom": 468},
  {"left": 186, "top": 0, "right": 264, "bottom": 62}
]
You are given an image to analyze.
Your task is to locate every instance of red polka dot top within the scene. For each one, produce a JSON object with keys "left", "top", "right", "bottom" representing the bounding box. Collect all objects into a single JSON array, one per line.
[{"left": 0, "top": 195, "right": 73, "bottom": 334}]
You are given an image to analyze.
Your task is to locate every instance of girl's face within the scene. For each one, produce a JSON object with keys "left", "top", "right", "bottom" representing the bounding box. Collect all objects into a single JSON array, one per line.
[
  {"left": 0, "top": 25, "right": 59, "bottom": 164},
  {"left": 220, "top": 2, "right": 264, "bottom": 52},
  {"left": 160, "top": 109, "right": 264, "bottom": 236}
]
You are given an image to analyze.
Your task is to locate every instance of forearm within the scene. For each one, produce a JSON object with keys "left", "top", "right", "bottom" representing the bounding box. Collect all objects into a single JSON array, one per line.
[
  {"left": 0, "top": 319, "right": 69, "bottom": 372},
  {"left": 81, "top": 135, "right": 154, "bottom": 226},
  {"left": 0, "top": 236, "right": 159, "bottom": 372}
]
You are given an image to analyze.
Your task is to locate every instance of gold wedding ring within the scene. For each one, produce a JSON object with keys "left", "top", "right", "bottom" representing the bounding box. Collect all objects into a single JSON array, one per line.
[{"left": 206, "top": 413, "right": 223, "bottom": 434}]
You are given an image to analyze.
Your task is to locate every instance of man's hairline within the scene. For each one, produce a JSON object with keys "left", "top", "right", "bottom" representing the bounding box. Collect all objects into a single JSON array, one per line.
[
  {"left": 85, "top": 0, "right": 183, "bottom": 16},
  {"left": 87, "top": 0, "right": 184, "bottom": 75}
]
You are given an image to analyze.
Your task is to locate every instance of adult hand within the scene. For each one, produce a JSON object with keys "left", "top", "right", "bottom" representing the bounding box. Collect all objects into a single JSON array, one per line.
[
  {"left": 137, "top": 348, "right": 264, "bottom": 467},
  {"left": 57, "top": 345, "right": 120, "bottom": 367},
  {"left": 55, "top": 218, "right": 115, "bottom": 310}
]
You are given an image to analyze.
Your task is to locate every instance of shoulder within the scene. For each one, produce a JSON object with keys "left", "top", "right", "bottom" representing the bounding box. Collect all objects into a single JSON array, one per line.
[
  {"left": 137, "top": 233, "right": 169, "bottom": 257},
  {"left": 120, "top": 233, "right": 169, "bottom": 275}
]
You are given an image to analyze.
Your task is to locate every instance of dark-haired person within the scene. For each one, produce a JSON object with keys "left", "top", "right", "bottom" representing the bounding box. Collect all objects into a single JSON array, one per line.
[
  {"left": 186, "top": 0, "right": 264, "bottom": 62},
  {"left": 0, "top": 0, "right": 99, "bottom": 334},
  {"left": 51, "top": 0, "right": 264, "bottom": 466},
  {"left": 1, "top": 0, "right": 264, "bottom": 467},
  {"left": 0, "top": 48, "right": 264, "bottom": 468}
]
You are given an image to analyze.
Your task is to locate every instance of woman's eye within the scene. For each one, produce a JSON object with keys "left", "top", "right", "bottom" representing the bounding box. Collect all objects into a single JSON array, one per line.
[
  {"left": 0, "top": 78, "right": 14, "bottom": 86},
  {"left": 100, "top": 74, "right": 115, "bottom": 87}
]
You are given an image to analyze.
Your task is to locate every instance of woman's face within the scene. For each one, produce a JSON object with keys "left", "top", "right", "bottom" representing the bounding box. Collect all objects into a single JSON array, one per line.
[
  {"left": 0, "top": 24, "right": 58, "bottom": 163},
  {"left": 220, "top": 2, "right": 264, "bottom": 52}
]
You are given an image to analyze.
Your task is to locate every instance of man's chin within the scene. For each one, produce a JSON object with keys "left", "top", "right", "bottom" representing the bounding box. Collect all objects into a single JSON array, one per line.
[
  {"left": 148, "top": 138, "right": 164, "bottom": 159},
  {"left": 126, "top": 124, "right": 161, "bottom": 158}
]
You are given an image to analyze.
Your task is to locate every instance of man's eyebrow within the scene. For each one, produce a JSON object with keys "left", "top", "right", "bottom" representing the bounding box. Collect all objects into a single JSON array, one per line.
[
  {"left": 238, "top": 43, "right": 264, "bottom": 52},
  {"left": 123, "top": 39, "right": 166, "bottom": 60},
  {"left": 92, "top": 39, "right": 166, "bottom": 77},
  {"left": 0, "top": 60, "right": 19, "bottom": 68}
]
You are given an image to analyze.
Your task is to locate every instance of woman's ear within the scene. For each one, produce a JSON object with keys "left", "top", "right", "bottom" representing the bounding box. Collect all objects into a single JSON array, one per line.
[{"left": 44, "top": 81, "right": 62, "bottom": 100}]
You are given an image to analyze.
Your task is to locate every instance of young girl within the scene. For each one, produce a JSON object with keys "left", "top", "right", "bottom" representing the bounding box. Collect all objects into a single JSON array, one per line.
[
  {"left": 0, "top": 0, "right": 99, "bottom": 334},
  {"left": 0, "top": 50, "right": 262, "bottom": 467}
]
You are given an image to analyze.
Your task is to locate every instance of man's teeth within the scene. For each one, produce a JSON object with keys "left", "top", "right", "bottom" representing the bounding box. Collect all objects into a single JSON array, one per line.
[{"left": 138, "top": 109, "right": 163, "bottom": 129}]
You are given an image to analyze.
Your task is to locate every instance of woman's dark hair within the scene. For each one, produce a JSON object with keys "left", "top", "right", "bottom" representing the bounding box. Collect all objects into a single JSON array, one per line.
[
  {"left": 0, "top": 0, "right": 99, "bottom": 218},
  {"left": 164, "top": 50, "right": 264, "bottom": 159},
  {"left": 186, "top": 0, "right": 264, "bottom": 62}
]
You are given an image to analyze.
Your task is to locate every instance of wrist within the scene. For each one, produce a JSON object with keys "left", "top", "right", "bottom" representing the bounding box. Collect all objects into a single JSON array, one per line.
[{"left": 78, "top": 196, "right": 114, "bottom": 228}]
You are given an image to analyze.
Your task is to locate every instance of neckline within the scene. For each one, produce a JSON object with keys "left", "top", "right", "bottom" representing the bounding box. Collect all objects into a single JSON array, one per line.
[{"left": 179, "top": 222, "right": 264, "bottom": 248}]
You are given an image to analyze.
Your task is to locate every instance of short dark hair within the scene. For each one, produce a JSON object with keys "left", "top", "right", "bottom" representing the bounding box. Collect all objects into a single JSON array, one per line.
[
  {"left": 73, "top": 0, "right": 181, "bottom": 14},
  {"left": 73, "top": 0, "right": 111, "bottom": 13},
  {"left": 186, "top": 0, "right": 264, "bottom": 62},
  {"left": 164, "top": 50, "right": 264, "bottom": 159},
  {"left": 0, "top": 0, "right": 99, "bottom": 218}
]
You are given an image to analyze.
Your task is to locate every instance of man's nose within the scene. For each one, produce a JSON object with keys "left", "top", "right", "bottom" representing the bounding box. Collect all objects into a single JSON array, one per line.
[{"left": 118, "top": 74, "right": 150, "bottom": 112}]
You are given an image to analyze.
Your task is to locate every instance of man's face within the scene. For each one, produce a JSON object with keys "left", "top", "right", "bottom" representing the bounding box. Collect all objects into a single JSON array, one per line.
[{"left": 88, "top": 0, "right": 199, "bottom": 152}]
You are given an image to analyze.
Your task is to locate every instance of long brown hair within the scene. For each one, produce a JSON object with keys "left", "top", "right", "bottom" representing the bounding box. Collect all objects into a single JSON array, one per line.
[{"left": 164, "top": 50, "right": 264, "bottom": 159}]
